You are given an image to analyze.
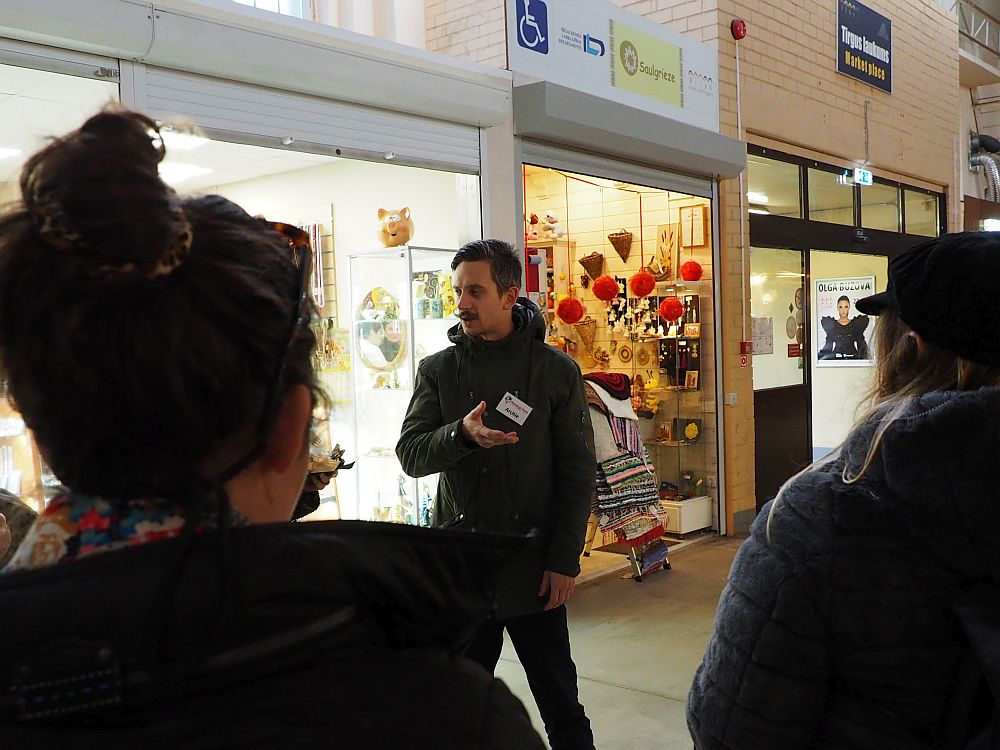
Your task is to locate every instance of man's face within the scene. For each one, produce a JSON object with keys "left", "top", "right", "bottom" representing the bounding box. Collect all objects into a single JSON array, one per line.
[
  {"left": 838, "top": 300, "right": 850, "bottom": 318},
  {"left": 453, "top": 260, "right": 515, "bottom": 341}
]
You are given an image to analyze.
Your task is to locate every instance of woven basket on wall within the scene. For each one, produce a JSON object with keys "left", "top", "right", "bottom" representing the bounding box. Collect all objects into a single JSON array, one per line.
[
  {"left": 574, "top": 316, "right": 598, "bottom": 351},
  {"left": 578, "top": 252, "right": 605, "bottom": 279},
  {"left": 607, "top": 230, "right": 633, "bottom": 263}
]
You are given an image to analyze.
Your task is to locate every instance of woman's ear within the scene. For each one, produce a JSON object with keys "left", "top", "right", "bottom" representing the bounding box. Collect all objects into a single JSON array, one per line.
[
  {"left": 262, "top": 384, "right": 312, "bottom": 473},
  {"left": 908, "top": 330, "right": 926, "bottom": 356}
]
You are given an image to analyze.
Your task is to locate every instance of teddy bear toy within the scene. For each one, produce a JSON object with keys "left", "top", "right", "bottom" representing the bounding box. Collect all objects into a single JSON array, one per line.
[
  {"left": 525, "top": 212, "right": 540, "bottom": 241},
  {"left": 377, "top": 207, "right": 415, "bottom": 247},
  {"left": 541, "top": 210, "right": 564, "bottom": 239}
]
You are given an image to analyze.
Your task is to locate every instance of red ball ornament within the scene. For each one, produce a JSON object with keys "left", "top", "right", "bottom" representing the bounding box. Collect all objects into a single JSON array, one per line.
[
  {"left": 592, "top": 274, "right": 620, "bottom": 302},
  {"left": 556, "top": 296, "right": 585, "bottom": 324},
  {"left": 628, "top": 270, "right": 656, "bottom": 298},
  {"left": 659, "top": 296, "right": 684, "bottom": 323},
  {"left": 680, "top": 260, "right": 703, "bottom": 281}
]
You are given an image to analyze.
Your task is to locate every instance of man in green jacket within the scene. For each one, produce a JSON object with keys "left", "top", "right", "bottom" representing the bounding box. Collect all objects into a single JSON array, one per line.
[{"left": 397, "top": 239, "right": 597, "bottom": 750}]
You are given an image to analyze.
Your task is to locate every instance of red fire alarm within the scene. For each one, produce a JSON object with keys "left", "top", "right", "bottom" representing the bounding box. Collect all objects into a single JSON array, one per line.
[{"left": 731, "top": 19, "right": 748, "bottom": 40}]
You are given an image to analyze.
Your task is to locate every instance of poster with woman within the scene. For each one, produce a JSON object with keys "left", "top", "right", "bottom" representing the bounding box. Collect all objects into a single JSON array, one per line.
[{"left": 815, "top": 276, "right": 875, "bottom": 367}]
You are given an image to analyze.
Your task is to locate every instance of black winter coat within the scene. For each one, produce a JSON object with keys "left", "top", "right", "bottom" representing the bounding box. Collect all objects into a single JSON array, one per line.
[
  {"left": 0, "top": 520, "right": 545, "bottom": 749},
  {"left": 396, "top": 299, "right": 596, "bottom": 619},
  {"left": 688, "top": 389, "right": 1000, "bottom": 749}
]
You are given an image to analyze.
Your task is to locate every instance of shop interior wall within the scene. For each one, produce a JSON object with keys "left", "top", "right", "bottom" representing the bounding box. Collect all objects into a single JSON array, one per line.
[
  {"left": 749, "top": 247, "right": 804, "bottom": 391},
  {"left": 212, "top": 158, "right": 476, "bottom": 325},
  {"left": 808, "top": 250, "right": 888, "bottom": 458},
  {"left": 523, "top": 167, "right": 719, "bottom": 511}
]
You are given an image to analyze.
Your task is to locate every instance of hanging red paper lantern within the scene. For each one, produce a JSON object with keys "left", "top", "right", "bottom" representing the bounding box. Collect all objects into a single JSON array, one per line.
[
  {"left": 592, "top": 274, "right": 620, "bottom": 302},
  {"left": 628, "top": 270, "right": 656, "bottom": 298},
  {"left": 659, "top": 296, "right": 684, "bottom": 323},
  {"left": 556, "top": 296, "right": 585, "bottom": 324},
  {"left": 680, "top": 260, "right": 703, "bottom": 281}
]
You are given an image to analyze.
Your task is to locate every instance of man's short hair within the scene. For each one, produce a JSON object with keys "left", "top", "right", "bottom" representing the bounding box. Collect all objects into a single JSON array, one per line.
[{"left": 451, "top": 239, "right": 522, "bottom": 297}]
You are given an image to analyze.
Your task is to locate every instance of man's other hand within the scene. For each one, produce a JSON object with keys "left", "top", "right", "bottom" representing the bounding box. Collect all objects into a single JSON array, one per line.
[
  {"left": 538, "top": 570, "right": 576, "bottom": 611},
  {"left": 461, "top": 401, "right": 519, "bottom": 449}
]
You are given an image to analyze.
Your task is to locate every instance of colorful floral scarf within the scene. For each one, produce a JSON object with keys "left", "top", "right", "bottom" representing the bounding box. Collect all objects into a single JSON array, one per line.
[{"left": 4, "top": 493, "right": 246, "bottom": 572}]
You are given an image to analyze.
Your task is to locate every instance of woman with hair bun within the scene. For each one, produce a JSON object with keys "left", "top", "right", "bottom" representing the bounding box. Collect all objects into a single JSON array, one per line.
[
  {"left": 688, "top": 233, "right": 1000, "bottom": 749},
  {"left": 0, "top": 109, "right": 542, "bottom": 749}
]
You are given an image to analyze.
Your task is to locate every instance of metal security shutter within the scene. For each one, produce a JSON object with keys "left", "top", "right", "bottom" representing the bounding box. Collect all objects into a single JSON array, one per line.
[
  {"left": 0, "top": 37, "right": 120, "bottom": 83},
  {"left": 519, "top": 141, "right": 713, "bottom": 199},
  {"left": 136, "top": 66, "right": 481, "bottom": 173}
]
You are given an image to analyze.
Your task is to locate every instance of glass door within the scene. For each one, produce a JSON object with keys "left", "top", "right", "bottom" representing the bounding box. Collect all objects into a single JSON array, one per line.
[
  {"left": 808, "top": 249, "right": 888, "bottom": 458},
  {"left": 750, "top": 246, "right": 809, "bottom": 509}
]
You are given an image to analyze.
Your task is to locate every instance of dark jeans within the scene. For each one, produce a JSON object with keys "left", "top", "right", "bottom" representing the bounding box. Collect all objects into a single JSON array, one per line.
[{"left": 465, "top": 606, "right": 594, "bottom": 750}]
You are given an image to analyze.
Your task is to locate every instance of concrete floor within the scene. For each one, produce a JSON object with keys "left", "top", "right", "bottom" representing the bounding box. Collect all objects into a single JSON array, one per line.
[{"left": 495, "top": 536, "right": 743, "bottom": 750}]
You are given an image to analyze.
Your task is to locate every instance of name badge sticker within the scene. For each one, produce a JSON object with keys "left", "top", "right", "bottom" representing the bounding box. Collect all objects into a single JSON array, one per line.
[{"left": 497, "top": 392, "right": 533, "bottom": 426}]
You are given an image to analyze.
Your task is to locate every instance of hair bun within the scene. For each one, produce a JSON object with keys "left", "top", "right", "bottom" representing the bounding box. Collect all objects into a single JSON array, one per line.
[{"left": 20, "top": 109, "right": 192, "bottom": 280}]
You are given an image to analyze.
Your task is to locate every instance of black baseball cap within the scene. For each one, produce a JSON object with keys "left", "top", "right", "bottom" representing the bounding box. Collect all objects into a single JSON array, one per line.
[{"left": 855, "top": 232, "right": 1000, "bottom": 366}]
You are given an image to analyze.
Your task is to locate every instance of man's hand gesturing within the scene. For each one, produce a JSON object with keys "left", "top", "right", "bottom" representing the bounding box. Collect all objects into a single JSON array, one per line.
[{"left": 461, "top": 401, "right": 519, "bottom": 449}]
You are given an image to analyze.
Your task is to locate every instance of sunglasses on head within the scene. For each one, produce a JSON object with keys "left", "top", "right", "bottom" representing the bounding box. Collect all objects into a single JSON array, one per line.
[{"left": 216, "top": 219, "right": 314, "bottom": 485}]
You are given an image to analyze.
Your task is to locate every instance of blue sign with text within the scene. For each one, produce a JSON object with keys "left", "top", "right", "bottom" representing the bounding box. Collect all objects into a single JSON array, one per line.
[{"left": 837, "top": 0, "right": 891, "bottom": 93}]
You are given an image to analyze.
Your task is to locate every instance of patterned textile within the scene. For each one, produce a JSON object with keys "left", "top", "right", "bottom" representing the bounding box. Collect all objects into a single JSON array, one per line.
[
  {"left": 4, "top": 493, "right": 247, "bottom": 572},
  {"left": 609, "top": 416, "right": 644, "bottom": 455},
  {"left": 582, "top": 372, "right": 631, "bottom": 401}
]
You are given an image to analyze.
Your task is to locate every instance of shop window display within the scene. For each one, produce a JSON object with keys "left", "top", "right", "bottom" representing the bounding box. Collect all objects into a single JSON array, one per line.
[
  {"left": 202, "top": 153, "right": 479, "bottom": 524},
  {"left": 0, "top": 64, "right": 121, "bottom": 510},
  {"left": 1, "top": 77, "right": 481, "bottom": 520},
  {"left": 522, "top": 164, "right": 717, "bottom": 566}
]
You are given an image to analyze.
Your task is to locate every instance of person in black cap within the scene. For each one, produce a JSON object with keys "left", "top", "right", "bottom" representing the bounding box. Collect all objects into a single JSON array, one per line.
[
  {"left": 689, "top": 232, "right": 1000, "bottom": 749},
  {"left": 818, "top": 294, "right": 870, "bottom": 360}
]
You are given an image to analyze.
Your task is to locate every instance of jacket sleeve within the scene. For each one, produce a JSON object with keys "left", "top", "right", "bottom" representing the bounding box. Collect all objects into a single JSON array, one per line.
[
  {"left": 396, "top": 363, "right": 477, "bottom": 478},
  {"left": 687, "top": 477, "right": 833, "bottom": 750},
  {"left": 544, "top": 363, "right": 597, "bottom": 577}
]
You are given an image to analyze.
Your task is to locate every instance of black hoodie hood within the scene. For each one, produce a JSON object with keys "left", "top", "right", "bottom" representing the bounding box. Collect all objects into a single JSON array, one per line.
[{"left": 447, "top": 297, "right": 546, "bottom": 351}]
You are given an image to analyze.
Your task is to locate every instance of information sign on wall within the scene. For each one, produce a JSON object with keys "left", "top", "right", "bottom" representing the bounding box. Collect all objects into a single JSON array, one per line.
[
  {"left": 837, "top": 0, "right": 892, "bottom": 94},
  {"left": 507, "top": 0, "right": 720, "bottom": 132}
]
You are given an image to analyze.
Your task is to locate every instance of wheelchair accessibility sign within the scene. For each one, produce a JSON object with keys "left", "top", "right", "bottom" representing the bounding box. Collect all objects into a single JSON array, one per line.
[{"left": 516, "top": 0, "right": 549, "bottom": 53}]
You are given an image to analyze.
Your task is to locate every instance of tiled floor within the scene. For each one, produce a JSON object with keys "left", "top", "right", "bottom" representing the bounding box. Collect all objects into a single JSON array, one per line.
[{"left": 495, "top": 536, "right": 743, "bottom": 750}]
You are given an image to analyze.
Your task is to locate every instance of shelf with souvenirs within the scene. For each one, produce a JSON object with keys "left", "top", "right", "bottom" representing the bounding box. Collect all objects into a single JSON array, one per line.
[
  {"left": 347, "top": 243, "right": 458, "bottom": 526},
  {"left": 521, "top": 167, "right": 718, "bottom": 555}
]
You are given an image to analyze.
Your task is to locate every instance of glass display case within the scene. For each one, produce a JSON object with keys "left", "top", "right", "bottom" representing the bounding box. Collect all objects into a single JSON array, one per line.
[{"left": 346, "top": 244, "right": 457, "bottom": 525}]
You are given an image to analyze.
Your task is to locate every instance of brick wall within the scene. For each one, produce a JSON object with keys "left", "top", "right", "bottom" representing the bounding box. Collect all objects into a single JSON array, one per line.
[{"left": 425, "top": 0, "right": 507, "bottom": 66}]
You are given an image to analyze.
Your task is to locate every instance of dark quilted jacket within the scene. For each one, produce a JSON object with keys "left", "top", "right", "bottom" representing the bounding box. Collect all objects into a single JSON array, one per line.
[{"left": 688, "top": 389, "right": 1000, "bottom": 749}]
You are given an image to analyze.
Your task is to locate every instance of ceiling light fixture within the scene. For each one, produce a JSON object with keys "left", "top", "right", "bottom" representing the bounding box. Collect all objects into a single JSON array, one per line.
[
  {"left": 159, "top": 128, "right": 209, "bottom": 152},
  {"left": 0, "top": 148, "right": 22, "bottom": 160},
  {"left": 158, "top": 162, "right": 213, "bottom": 186},
  {"left": 746, "top": 190, "right": 769, "bottom": 204}
]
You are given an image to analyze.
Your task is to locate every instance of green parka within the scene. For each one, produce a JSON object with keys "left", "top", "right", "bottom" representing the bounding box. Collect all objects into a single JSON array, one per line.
[{"left": 396, "top": 298, "right": 596, "bottom": 619}]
